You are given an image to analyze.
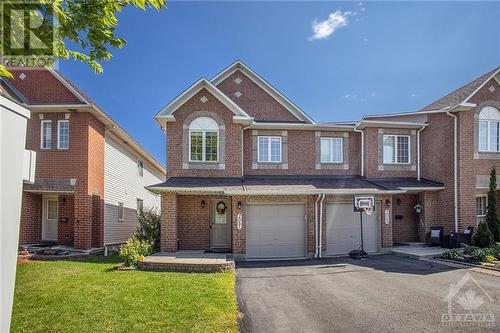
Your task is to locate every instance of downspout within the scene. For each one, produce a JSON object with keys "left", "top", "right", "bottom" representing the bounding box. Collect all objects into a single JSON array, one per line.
[
  {"left": 446, "top": 112, "right": 459, "bottom": 233},
  {"left": 241, "top": 123, "right": 253, "bottom": 178},
  {"left": 314, "top": 194, "right": 321, "bottom": 258},
  {"left": 353, "top": 123, "right": 364, "bottom": 177},
  {"left": 318, "top": 194, "right": 325, "bottom": 258},
  {"left": 416, "top": 124, "right": 428, "bottom": 181}
]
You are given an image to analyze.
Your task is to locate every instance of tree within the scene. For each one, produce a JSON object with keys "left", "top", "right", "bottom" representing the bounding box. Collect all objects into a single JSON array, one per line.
[
  {"left": 486, "top": 167, "right": 500, "bottom": 241},
  {"left": 0, "top": 0, "right": 166, "bottom": 78},
  {"left": 472, "top": 220, "right": 494, "bottom": 248}
]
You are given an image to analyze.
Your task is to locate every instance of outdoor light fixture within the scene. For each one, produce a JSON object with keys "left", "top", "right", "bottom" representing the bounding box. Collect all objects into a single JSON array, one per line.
[
  {"left": 61, "top": 197, "right": 66, "bottom": 205},
  {"left": 396, "top": 198, "right": 402, "bottom": 206},
  {"left": 201, "top": 200, "right": 206, "bottom": 208},
  {"left": 385, "top": 199, "right": 391, "bottom": 207},
  {"left": 237, "top": 201, "right": 242, "bottom": 209}
]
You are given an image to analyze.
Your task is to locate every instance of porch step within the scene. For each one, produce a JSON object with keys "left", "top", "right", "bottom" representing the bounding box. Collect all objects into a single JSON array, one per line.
[
  {"left": 391, "top": 245, "right": 447, "bottom": 260},
  {"left": 138, "top": 252, "right": 235, "bottom": 273},
  {"left": 393, "top": 242, "right": 426, "bottom": 247}
]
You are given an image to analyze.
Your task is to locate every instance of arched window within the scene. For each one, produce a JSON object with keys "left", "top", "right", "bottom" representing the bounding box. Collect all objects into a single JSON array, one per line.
[
  {"left": 189, "top": 117, "right": 219, "bottom": 162},
  {"left": 479, "top": 106, "right": 500, "bottom": 152}
]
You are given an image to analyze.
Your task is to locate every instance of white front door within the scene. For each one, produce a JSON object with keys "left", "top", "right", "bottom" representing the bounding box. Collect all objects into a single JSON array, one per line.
[{"left": 42, "top": 195, "right": 58, "bottom": 241}]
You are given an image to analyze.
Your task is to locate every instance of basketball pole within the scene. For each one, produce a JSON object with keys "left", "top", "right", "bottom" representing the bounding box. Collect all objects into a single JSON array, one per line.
[{"left": 359, "top": 210, "right": 364, "bottom": 253}]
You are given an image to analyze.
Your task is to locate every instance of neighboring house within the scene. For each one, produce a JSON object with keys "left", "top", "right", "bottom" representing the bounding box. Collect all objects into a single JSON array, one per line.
[
  {"left": 149, "top": 61, "right": 500, "bottom": 261},
  {"left": 2, "top": 68, "right": 165, "bottom": 251}
]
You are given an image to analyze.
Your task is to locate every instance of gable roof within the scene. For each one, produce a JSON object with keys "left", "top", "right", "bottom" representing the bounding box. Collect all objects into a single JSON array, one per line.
[
  {"left": 4, "top": 68, "right": 165, "bottom": 176},
  {"left": 211, "top": 60, "right": 316, "bottom": 124},
  {"left": 155, "top": 77, "right": 253, "bottom": 125},
  {"left": 419, "top": 67, "right": 500, "bottom": 112}
]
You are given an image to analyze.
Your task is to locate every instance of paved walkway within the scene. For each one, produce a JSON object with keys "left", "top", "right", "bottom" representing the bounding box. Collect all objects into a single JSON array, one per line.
[{"left": 391, "top": 245, "right": 448, "bottom": 259}]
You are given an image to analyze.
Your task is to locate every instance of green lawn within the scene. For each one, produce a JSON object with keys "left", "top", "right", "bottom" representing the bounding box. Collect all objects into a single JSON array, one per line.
[{"left": 11, "top": 255, "right": 238, "bottom": 333}]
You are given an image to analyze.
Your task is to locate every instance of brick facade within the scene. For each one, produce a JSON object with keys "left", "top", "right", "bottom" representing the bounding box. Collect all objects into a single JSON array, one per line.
[
  {"left": 391, "top": 194, "right": 418, "bottom": 243},
  {"left": 19, "top": 192, "right": 42, "bottom": 244}
]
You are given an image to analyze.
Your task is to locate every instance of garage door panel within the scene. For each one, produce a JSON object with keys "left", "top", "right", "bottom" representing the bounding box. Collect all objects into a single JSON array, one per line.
[
  {"left": 326, "top": 203, "right": 379, "bottom": 255},
  {"left": 246, "top": 203, "right": 306, "bottom": 259}
]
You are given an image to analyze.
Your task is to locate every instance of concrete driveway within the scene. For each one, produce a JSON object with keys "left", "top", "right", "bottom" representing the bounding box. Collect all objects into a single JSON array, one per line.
[{"left": 236, "top": 255, "right": 500, "bottom": 333}]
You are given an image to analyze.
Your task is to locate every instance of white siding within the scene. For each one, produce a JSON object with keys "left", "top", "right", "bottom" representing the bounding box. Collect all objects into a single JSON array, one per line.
[{"left": 104, "top": 134, "right": 165, "bottom": 245}]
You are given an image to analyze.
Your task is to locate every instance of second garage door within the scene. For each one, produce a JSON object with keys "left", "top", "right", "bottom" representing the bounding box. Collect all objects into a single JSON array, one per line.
[
  {"left": 246, "top": 203, "right": 306, "bottom": 259},
  {"left": 326, "top": 202, "right": 379, "bottom": 256}
]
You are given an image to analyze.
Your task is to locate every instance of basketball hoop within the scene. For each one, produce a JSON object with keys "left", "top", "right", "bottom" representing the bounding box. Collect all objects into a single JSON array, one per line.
[{"left": 363, "top": 206, "right": 374, "bottom": 216}]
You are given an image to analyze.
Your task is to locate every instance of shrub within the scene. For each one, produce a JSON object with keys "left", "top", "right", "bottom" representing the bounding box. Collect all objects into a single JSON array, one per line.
[
  {"left": 464, "top": 246, "right": 481, "bottom": 255},
  {"left": 441, "top": 248, "right": 464, "bottom": 260},
  {"left": 471, "top": 220, "right": 494, "bottom": 248},
  {"left": 135, "top": 208, "right": 161, "bottom": 252},
  {"left": 483, "top": 244, "right": 500, "bottom": 260},
  {"left": 486, "top": 168, "right": 500, "bottom": 241},
  {"left": 485, "top": 255, "right": 496, "bottom": 263},
  {"left": 470, "top": 248, "right": 486, "bottom": 262},
  {"left": 119, "top": 236, "right": 152, "bottom": 267}
]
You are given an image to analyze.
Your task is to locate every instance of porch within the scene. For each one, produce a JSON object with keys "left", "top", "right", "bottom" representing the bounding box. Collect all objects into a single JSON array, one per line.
[{"left": 138, "top": 251, "right": 235, "bottom": 272}]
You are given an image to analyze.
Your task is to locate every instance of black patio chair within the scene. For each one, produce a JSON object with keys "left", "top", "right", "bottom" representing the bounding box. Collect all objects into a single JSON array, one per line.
[{"left": 426, "top": 226, "right": 444, "bottom": 246}]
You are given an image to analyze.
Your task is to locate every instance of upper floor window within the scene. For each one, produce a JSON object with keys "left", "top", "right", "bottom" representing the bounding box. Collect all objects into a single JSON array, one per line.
[
  {"left": 258, "top": 136, "right": 281, "bottom": 163},
  {"left": 189, "top": 117, "right": 219, "bottom": 162},
  {"left": 476, "top": 195, "right": 487, "bottom": 224},
  {"left": 57, "top": 120, "right": 69, "bottom": 149},
  {"left": 478, "top": 106, "right": 500, "bottom": 152},
  {"left": 137, "top": 159, "right": 144, "bottom": 177},
  {"left": 41, "top": 120, "right": 52, "bottom": 149},
  {"left": 383, "top": 135, "right": 410, "bottom": 164},
  {"left": 320, "top": 137, "right": 343, "bottom": 163}
]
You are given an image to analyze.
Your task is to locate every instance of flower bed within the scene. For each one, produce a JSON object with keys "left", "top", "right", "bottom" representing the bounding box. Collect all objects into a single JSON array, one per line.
[{"left": 438, "top": 244, "right": 500, "bottom": 271}]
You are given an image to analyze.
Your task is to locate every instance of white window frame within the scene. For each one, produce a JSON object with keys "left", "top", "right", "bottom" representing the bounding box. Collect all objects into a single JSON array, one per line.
[
  {"left": 476, "top": 194, "right": 487, "bottom": 223},
  {"left": 40, "top": 120, "right": 52, "bottom": 149},
  {"left": 136, "top": 198, "right": 143, "bottom": 214},
  {"left": 118, "top": 202, "right": 124, "bottom": 222},
  {"left": 257, "top": 136, "right": 282, "bottom": 163},
  {"left": 137, "top": 159, "right": 144, "bottom": 177},
  {"left": 383, "top": 134, "right": 411, "bottom": 165},
  {"left": 57, "top": 120, "right": 69, "bottom": 149},
  {"left": 320, "top": 137, "right": 343, "bottom": 163},
  {"left": 188, "top": 130, "right": 219, "bottom": 162},
  {"left": 478, "top": 120, "right": 500, "bottom": 152}
]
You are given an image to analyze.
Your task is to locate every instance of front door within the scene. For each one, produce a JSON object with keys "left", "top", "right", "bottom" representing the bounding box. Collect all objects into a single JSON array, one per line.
[
  {"left": 210, "top": 200, "right": 231, "bottom": 250},
  {"left": 42, "top": 195, "right": 58, "bottom": 241}
]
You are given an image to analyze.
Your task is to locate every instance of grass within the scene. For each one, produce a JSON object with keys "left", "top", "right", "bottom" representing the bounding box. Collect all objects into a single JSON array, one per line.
[{"left": 11, "top": 255, "right": 238, "bottom": 333}]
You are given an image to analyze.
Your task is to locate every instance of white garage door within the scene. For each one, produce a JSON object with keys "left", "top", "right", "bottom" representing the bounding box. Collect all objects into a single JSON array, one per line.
[
  {"left": 246, "top": 203, "right": 306, "bottom": 259},
  {"left": 326, "top": 203, "right": 379, "bottom": 256}
]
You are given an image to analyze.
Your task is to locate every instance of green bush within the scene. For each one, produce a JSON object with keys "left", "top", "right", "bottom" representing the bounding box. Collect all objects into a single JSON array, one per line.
[
  {"left": 464, "top": 246, "right": 480, "bottom": 255},
  {"left": 119, "top": 236, "right": 152, "bottom": 267},
  {"left": 486, "top": 168, "right": 500, "bottom": 241},
  {"left": 470, "top": 248, "right": 486, "bottom": 262},
  {"left": 483, "top": 244, "right": 500, "bottom": 260},
  {"left": 441, "top": 248, "right": 464, "bottom": 260},
  {"left": 135, "top": 208, "right": 161, "bottom": 252},
  {"left": 485, "top": 255, "right": 496, "bottom": 263},
  {"left": 471, "top": 220, "right": 494, "bottom": 248}
]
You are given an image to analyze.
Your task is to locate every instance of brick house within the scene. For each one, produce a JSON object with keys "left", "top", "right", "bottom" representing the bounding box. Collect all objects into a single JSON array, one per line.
[
  {"left": 2, "top": 68, "right": 165, "bottom": 251},
  {"left": 147, "top": 61, "right": 499, "bottom": 260}
]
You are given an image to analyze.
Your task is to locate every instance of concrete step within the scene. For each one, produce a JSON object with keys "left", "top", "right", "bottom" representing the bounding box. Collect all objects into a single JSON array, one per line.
[{"left": 391, "top": 246, "right": 447, "bottom": 260}]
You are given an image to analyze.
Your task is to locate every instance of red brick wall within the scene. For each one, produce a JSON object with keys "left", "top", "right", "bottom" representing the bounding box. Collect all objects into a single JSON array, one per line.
[
  {"left": 19, "top": 192, "right": 42, "bottom": 244},
  {"left": 58, "top": 195, "right": 74, "bottom": 246},
  {"left": 177, "top": 195, "right": 210, "bottom": 250},
  {"left": 391, "top": 194, "right": 418, "bottom": 243},
  {"left": 165, "top": 88, "right": 242, "bottom": 177},
  {"left": 160, "top": 192, "right": 178, "bottom": 252},
  {"left": 216, "top": 69, "right": 301, "bottom": 122}
]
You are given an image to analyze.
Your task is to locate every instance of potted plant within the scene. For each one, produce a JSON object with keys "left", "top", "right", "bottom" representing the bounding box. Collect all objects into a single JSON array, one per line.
[{"left": 414, "top": 203, "right": 423, "bottom": 213}]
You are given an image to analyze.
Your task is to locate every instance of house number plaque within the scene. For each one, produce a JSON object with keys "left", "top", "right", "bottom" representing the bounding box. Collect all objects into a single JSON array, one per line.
[{"left": 237, "top": 213, "right": 242, "bottom": 230}]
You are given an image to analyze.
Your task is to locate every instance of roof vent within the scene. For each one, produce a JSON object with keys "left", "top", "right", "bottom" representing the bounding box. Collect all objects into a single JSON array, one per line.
[
  {"left": 489, "top": 85, "right": 496, "bottom": 93},
  {"left": 19, "top": 73, "right": 26, "bottom": 80},
  {"left": 234, "top": 77, "right": 242, "bottom": 84},
  {"left": 200, "top": 96, "right": 208, "bottom": 103}
]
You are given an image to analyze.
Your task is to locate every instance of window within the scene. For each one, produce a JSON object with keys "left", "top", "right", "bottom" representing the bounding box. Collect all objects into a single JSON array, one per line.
[
  {"left": 383, "top": 135, "right": 410, "bottom": 164},
  {"left": 136, "top": 198, "right": 143, "bottom": 213},
  {"left": 57, "top": 120, "right": 69, "bottom": 149},
  {"left": 320, "top": 137, "right": 343, "bottom": 163},
  {"left": 478, "top": 106, "right": 500, "bottom": 152},
  {"left": 47, "top": 199, "right": 58, "bottom": 220},
  {"left": 189, "top": 117, "right": 219, "bottom": 162},
  {"left": 257, "top": 136, "right": 282, "bottom": 163},
  {"left": 137, "top": 159, "right": 144, "bottom": 177},
  {"left": 118, "top": 202, "right": 124, "bottom": 221},
  {"left": 41, "top": 120, "right": 52, "bottom": 149},
  {"left": 476, "top": 195, "right": 487, "bottom": 224}
]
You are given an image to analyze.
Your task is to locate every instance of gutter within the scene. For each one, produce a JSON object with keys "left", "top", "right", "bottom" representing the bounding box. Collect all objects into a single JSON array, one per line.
[
  {"left": 318, "top": 194, "right": 325, "bottom": 258},
  {"left": 241, "top": 123, "right": 253, "bottom": 178},
  {"left": 314, "top": 194, "right": 321, "bottom": 258},
  {"left": 353, "top": 122, "right": 364, "bottom": 177},
  {"left": 416, "top": 124, "right": 428, "bottom": 181},
  {"left": 446, "top": 110, "right": 459, "bottom": 233}
]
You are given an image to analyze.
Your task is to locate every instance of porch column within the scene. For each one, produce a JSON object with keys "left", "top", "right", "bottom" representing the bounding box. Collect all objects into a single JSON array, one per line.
[
  {"left": 161, "top": 192, "right": 178, "bottom": 252},
  {"left": 231, "top": 196, "right": 246, "bottom": 258},
  {"left": 418, "top": 192, "right": 438, "bottom": 242},
  {"left": 74, "top": 194, "right": 92, "bottom": 250},
  {"left": 379, "top": 195, "right": 393, "bottom": 248}
]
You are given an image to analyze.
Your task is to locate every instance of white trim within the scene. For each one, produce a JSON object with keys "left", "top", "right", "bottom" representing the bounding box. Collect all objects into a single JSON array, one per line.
[
  {"left": 358, "top": 120, "right": 428, "bottom": 129},
  {"left": 188, "top": 130, "right": 219, "bottom": 163},
  {"left": 211, "top": 60, "right": 316, "bottom": 124},
  {"left": 463, "top": 68, "right": 500, "bottom": 104},
  {"left": 257, "top": 136, "right": 282, "bottom": 163},
  {"left": 40, "top": 120, "right": 51, "bottom": 149},
  {"left": 476, "top": 194, "right": 487, "bottom": 220},
  {"left": 57, "top": 119, "right": 69, "bottom": 149},
  {"left": 320, "top": 137, "right": 343, "bottom": 163},
  {"left": 382, "top": 134, "right": 411, "bottom": 165}
]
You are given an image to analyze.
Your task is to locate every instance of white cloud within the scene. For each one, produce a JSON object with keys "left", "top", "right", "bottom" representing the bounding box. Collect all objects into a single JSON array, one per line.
[
  {"left": 342, "top": 94, "right": 358, "bottom": 100},
  {"left": 363, "top": 38, "right": 369, "bottom": 42},
  {"left": 368, "top": 92, "right": 376, "bottom": 97},
  {"left": 409, "top": 93, "right": 417, "bottom": 98},
  {"left": 310, "top": 10, "right": 354, "bottom": 40}
]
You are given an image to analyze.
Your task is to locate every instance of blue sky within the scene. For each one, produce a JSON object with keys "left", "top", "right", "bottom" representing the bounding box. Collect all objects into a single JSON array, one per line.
[{"left": 60, "top": 1, "right": 499, "bottom": 165}]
